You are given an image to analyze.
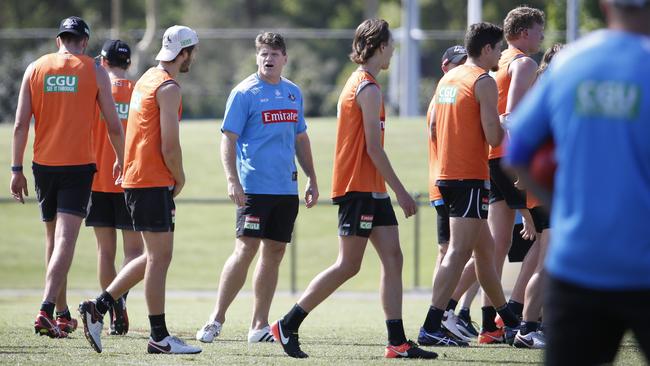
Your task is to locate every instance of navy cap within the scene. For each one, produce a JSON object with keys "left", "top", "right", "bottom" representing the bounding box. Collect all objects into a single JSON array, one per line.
[
  {"left": 441, "top": 45, "right": 467, "bottom": 66},
  {"left": 57, "top": 16, "right": 90, "bottom": 38},
  {"left": 99, "top": 39, "right": 131, "bottom": 67}
]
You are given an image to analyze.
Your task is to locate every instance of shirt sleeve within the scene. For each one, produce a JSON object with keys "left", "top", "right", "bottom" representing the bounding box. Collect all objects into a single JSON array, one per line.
[
  {"left": 506, "top": 73, "right": 553, "bottom": 166},
  {"left": 221, "top": 89, "right": 249, "bottom": 136},
  {"left": 296, "top": 89, "right": 307, "bottom": 134}
]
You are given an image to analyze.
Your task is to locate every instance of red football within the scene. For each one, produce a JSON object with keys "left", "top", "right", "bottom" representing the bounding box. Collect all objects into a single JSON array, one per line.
[{"left": 529, "top": 140, "right": 556, "bottom": 191}]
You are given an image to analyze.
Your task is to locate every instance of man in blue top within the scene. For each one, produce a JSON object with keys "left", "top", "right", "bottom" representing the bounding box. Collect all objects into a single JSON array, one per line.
[
  {"left": 196, "top": 32, "right": 319, "bottom": 344},
  {"left": 506, "top": 0, "right": 650, "bottom": 364}
]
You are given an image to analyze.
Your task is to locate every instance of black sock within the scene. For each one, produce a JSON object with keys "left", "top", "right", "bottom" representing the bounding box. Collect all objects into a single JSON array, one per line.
[
  {"left": 386, "top": 319, "right": 407, "bottom": 346},
  {"left": 521, "top": 321, "right": 539, "bottom": 335},
  {"left": 40, "top": 301, "right": 55, "bottom": 319},
  {"left": 496, "top": 303, "right": 520, "bottom": 328},
  {"left": 149, "top": 313, "right": 170, "bottom": 342},
  {"left": 95, "top": 291, "right": 115, "bottom": 315},
  {"left": 55, "top": 308, "right": 72, "bottom": 321},
  {"left": 422, "top": 306, "right": 444, "bottom": 333},
  {"left": 481, "top": 306, "right": 498, "bottom": 332},
  {"left": 508, "top": 300, "right": 524, "bottom": 319},
  {"left": 283, "top": 304, "right": 309, "bottom": 331},
  {"left": 458, "top": 308, "right": 471, "bottom": 322},
  {"left": 446, "top": 299, "right": 458, "bottom": 312}
]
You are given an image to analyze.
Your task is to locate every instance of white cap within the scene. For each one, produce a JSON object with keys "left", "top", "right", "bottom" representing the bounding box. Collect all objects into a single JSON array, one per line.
[{"left": 155, "top": 25, "right": 199, "bottom": 62}]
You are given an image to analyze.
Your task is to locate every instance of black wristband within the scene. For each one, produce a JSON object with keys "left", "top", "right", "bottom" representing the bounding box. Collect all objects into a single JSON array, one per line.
[{"left": 11, "top": 165, "right": 23, "bottom": 172}]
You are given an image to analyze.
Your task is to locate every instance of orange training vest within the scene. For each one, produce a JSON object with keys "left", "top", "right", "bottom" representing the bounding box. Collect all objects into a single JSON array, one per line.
[
  {"left": 29, "top": 53, "right": 98, "bottom": 166},
  {"left": 122, "top": 67, "right": 180, "bottom": 189},
  {"left": 434, "top": 64, "right": 490, "bottom": 181},
  {"left": 331, "top": 70, "right": 387, "bottom": 199},
  {"left": 489, "top": 47, "right": 527, "bottom": 160},
  {"left": 92, "top": 77, "right": 134, "bottom": 192}
]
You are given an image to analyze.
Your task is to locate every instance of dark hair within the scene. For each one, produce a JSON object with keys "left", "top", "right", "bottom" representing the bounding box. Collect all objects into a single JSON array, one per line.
[
  {"left": 349, "top": 19, "right": 391, "bottom": 64},
  {"left": 537, "top": 43, "right": 563, "bottom": 76},
  {"left": 58, "top": 32, "right": 87, "bottom": 45},
  {"left": 464, "top": 22, "right": 504, "bottom": 58},
  {"left": 255, "top": 32, "right": 286, "bottom": 55},
  {"left": 101, "top": 57, "right": 129, "bottom": 70},
  {"left": 504, "top": 6, "right": 545, "bottom": 41},
  {"left": 173, "top": 45, "right": 196, "bottom": 62}
]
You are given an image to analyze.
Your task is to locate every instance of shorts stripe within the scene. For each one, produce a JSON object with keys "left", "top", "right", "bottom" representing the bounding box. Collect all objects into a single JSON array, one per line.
[{"left": 461, "top": 188, "right": 474, "bottom": 218}]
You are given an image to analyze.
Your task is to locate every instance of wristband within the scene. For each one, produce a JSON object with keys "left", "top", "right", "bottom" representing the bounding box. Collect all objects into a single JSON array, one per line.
[{"left": 11, "top": 165, "right": 23, "bottom": 172}]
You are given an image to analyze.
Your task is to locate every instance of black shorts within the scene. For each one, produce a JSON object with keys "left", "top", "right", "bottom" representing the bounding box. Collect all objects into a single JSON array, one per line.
[
  {"left": 124, "top": 187, "right": 175, "bottom": 232},
  {"left": 335, "top": 192, "right": 398, "bottom": 238},
  {"left": 437, "top": 181, "right": 489, "bottom": 219},
  {"left": 488, "top": 158, "right": 526, "bottom": 208},
  {"left": 432, "top": 201, "right": 450, "bottom": 245},
  {"left": 236, "top": 194, "right": 299, "bottom": 243},
  {"left": 530, "top": 206, "right": 550, "bottom": 233},
  {"left": 86, "top": 191, "right": 134, "bottom": 230},
  {"left": 32, "top": 163, "right": 96, "bottom": 222},
  {"left": 545, "top": 276, "right": 650, "bottom": 365}
]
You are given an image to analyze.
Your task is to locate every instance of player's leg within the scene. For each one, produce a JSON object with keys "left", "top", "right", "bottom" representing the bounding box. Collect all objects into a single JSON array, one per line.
[
  {"left": 94, "top": 227, "right": 118, "bottom": 290},
  {"left": 214, "top": 237, "right": 261, "bottom": 323},
  {"left": 473, "top": 218, "right": 521, "bottom": 344},
  {"left": 249, "top": 239, "right": 286, "bottom": 341},
  {"left": 514, "top": 229, "right": 548, "bottom": 349},
  {"left": 509, "top": 238, "right": 539, "bottom": 316},
  {"left": 249, "top": 195, "right": 297, "bottom": 341},
  {"left": 371, "top": 223, "right": 437, "bottom": 359}
]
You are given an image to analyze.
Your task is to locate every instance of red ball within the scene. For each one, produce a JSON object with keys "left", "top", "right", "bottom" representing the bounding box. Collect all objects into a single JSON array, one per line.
[{"left": 529, "top": 140, "right": 556, "bottom": 191}]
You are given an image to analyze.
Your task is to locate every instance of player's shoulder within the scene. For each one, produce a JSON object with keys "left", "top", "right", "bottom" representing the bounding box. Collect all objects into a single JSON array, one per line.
[
  {"left": 232, "top": 73, "right": 261, "bottom": 93},
  {"left": 280, "top": 77, "right": 303, "bottom": 95}
]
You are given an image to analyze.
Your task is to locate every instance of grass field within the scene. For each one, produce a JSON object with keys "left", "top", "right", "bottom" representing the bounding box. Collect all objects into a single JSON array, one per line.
[
  {"left": 0, "top": 118, "right": 438, "bottom": 291},
  {"left": 0, "top": 120, "right": 645, "bottom": 364}
]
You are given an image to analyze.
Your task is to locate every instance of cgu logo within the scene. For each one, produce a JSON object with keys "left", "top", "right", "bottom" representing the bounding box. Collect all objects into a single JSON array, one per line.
[
  {"left": 437, "top": 85, "right": 458, "bottom": 105},
  {"left": 44, "top": 75, "right": 78, "bottom": 93},
  {"left": 577, "top": 80, "right": 640, "bottom": 119},
  {"left": 115, "top": 103, "right": 129, "bottom": 120}
]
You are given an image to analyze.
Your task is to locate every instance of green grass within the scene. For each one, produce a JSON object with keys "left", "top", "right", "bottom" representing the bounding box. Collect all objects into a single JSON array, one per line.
[
  {"left": 0, "top": 294, "right": 646, "bottom": 365},
  {"left": 0, "top": 118, "right": 437, "bottom": 291},
  {"left": 0, "top": 120, "right": 646, "bottom": 364}
]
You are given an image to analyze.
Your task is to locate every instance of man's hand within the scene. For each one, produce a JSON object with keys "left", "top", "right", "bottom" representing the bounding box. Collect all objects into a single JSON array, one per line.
[
  {"left": 520, "top": 212, "right": 537, "bottom": 241},
  {"left": 304, "top": 178, "right": 319, "bottom": 208},
  {"left": 228, "top": 179, "right": 246, "bottom": 207},
  {"left": 396, "top": 189, "right": 417, "bottom": 218},
  {"left": 10, "top": 172, "right": 28, "bottom": 204},
  {"left": 172, "top": 174, "right": 185, "bottom": 198},
  {"left": 113, "top": 159, "right": 123, "bottom": 185}
]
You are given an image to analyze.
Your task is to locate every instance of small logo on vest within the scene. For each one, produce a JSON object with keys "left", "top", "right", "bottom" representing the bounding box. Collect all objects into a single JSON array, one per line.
[
  {"left": 115, "top": 102, "right": 129, "bottom": 120},
  {"left": 44, "top": 75, "right": 78, "bottom": 93},
  {"left": 130, "top": 91, "right": 142, "bottom": 112}
]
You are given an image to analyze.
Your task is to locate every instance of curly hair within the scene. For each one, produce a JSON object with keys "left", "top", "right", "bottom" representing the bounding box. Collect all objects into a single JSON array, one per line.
[
  {"left": 349, "top": 19, "right": 391, "bottom": 64},
  {"left": 255, "top": 32, "right": 286, "bottom": 55},
  {"left": 504, "top": 6, "right": 545, "bottom": 41}
]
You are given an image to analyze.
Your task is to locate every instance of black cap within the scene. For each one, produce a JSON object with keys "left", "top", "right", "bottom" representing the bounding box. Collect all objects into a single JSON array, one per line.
[
  {"left": 441, "top": 45, "right": 467, "bottom": 66},
  {"left": 57, "top": 16, "right": 90, "bottom": 38},
  {"left": 99, "top": 39, "right": 131, "bottom": 67}
]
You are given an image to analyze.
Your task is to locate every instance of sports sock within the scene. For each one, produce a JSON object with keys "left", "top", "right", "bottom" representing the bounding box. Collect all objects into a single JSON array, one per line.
[
  {"left": 149, "top": 313, "right": 170, "bottom": 342},
  {"left": 495, "top": 303, "right": 520, "bottom": 328},
  {"left": 122, "top": 291, "right": 129, "bottom": 303},
  {"left": 422, "top": 306, "right": 444, "bottom": 333},
  {"left": 507, "top": 300, "right": 524, "bottom": 319},
  {"left": 55, "top": 308, "right": 72, "bottom": 321},
  {"left": 283, "top": 304, "right": 309, "bottom": 331},
  {"left": 386, "top": 319, "right": 407, "bottom": 346},
  {"left": 95, "top": 291, "right": 115, "bottom": 315},
  {"left": 40, "top": 301, "right": 55, "bottom": 319},
  {"left": 521, "top": 321, "right": 539, "bottom": 335},
  {"left": 446, "top": 299, "right": 458, "bottom": 312},
  {"left": 481, "top": 306, "right": 498, "bottom": 332},
  {"left": 458, "top": 308, "right": 471, "bottom": 322}
]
